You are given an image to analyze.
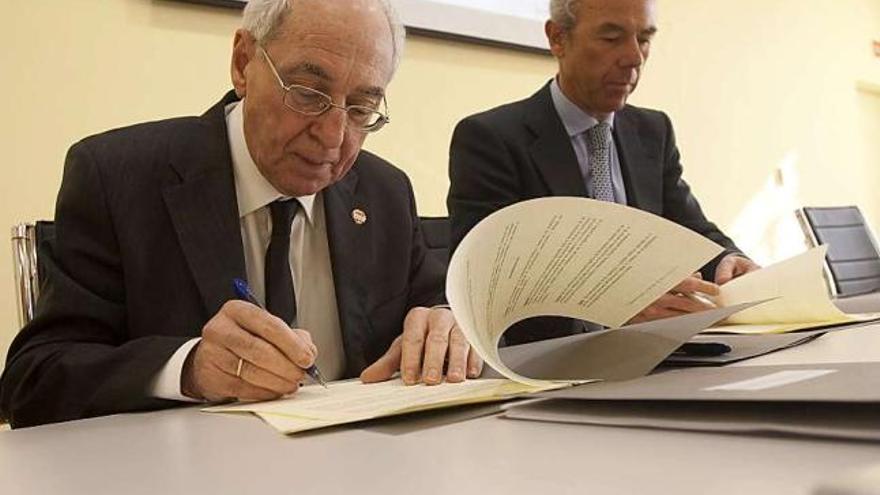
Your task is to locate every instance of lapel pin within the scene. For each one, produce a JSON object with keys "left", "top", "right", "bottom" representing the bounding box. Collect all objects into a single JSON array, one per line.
[{"left": 352, "top": 208, "right": 367, "bottom": 225}]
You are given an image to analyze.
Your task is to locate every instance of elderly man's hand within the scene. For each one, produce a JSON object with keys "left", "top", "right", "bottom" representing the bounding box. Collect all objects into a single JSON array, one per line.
[
  {"left": 715, "top": 254, "right": 761, "bottom": 285},
  {"left": 181, "top": 300, "right": 317, "bottom": 402},
  {"left": 360, "top": 307, "right": 483, "bottom": 385},
  {"left": 627, "top": 275, "right": 720, "bottom": 324}
]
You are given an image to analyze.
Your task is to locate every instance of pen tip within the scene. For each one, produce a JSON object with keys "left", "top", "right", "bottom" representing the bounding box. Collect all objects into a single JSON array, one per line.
[{"left": 310, "top": 367, "right": 329, "bottom": 389}]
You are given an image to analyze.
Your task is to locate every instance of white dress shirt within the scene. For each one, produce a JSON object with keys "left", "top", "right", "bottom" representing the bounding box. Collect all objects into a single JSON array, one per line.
[{"left": 149, "top": 99, "right": 345, "bottom": 401}]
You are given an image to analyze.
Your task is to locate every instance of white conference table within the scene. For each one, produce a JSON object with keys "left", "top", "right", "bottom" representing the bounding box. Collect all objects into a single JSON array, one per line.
[{"left": 1, "top": 305, "right": 879, "bottom": 494}]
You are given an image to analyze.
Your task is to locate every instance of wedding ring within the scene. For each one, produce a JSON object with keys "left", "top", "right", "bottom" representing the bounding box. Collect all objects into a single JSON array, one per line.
[{"left": 235, "top": 358, "right": 244, "bottom": 378}]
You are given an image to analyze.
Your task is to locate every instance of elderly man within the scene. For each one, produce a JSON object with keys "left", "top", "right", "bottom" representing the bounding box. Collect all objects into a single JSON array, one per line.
[
  {"left": 0, "top": 0, "right": 481, "bottom": 428},
  {"left": 448, "top": 0, "right": 759, "bottom": 345}
]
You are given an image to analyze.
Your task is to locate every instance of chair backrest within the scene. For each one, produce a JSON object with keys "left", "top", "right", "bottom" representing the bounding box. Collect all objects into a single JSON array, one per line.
[
  {"left": 796, "top": 206, "right": 880, "bottom": 297},
  {"left": 11, "top": 221, "right": 54, "bottom": 327},
  {"left": 420, "top": 216, "right": 450, "bottom": 273}
]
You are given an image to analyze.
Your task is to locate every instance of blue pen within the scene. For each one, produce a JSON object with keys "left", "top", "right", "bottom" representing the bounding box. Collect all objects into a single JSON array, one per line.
[{"left": 233, "top": 278, "right": 329, "bottom": 389}]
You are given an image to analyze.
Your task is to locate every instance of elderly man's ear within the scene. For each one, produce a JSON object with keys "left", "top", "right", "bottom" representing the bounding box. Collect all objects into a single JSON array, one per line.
[{"left": 231, "top": 29, "right": 257, "bottom": 99}]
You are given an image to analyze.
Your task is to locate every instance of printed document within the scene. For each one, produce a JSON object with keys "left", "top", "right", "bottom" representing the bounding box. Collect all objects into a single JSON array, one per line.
[
  {"left": 445, "top": 197, "right": 723, "bottom": 384},
  {"left": 707, "top": 246, "right": 879, "bottom": 334},
  {"left": 206, "top": 198, "right": 746, "bottom": 434}
]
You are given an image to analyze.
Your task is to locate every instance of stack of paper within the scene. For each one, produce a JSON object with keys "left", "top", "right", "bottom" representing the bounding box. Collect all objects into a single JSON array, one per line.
[
  {"left": 707, "top": 246, "right": 879, "bottom": 334},
  {"left": 205, "top": 197, "right": 745, "bottom": 434},
  {"left": 204, "top": 197, "right": 873, "bottom": 435},
  {"left": 207, "top": 378, "right": 561, "bottom": 434}
]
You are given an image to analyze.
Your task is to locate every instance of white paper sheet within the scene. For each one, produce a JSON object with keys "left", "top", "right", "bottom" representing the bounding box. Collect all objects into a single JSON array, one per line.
[
  {"left": 206, "top": 378, "right": 563, "bottom": 434},
  {"left": 446, "top": 197, "right": 724, "bottom": 384},
  {"left": 206, "top": 198, "right": 743, "bottom": 434},
  {"left": 708, "top": 247, "right": 880, "bottom": 334}
]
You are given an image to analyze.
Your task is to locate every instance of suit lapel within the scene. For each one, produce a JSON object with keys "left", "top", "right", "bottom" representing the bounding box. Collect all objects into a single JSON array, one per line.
[
  {"left": 526, "top": 84, "right": 588, "bottom": 197},
  {"left": 162, "top": 93, "right": 247, "bottom": 316},
  {"left": 614, "top": 108, "right": 660, "bottom": 212},
  {"left": 323, "top": 167, "right": 374, "bottom": 376}
]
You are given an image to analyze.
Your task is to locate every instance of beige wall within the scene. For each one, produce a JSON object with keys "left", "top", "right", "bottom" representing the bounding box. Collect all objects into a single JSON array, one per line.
[{"left": 1, "top": 0, "right": 878, "bottom": 365}]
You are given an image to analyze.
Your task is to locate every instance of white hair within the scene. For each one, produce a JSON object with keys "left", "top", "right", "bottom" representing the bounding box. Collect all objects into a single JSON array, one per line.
[
  {"left": 549, "top": 0, "right": 580, "bottom": 31},
  {"left": 242, "top": 0, "right": 406, "bottom": 73}
]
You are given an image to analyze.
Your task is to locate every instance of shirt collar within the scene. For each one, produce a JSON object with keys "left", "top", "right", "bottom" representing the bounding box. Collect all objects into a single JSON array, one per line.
[
  {"left": 226, "top": 99, "right": 316, "bottom": 223},
  {"left": 549, "top": 78, "right": 615, "bottom": 138}
]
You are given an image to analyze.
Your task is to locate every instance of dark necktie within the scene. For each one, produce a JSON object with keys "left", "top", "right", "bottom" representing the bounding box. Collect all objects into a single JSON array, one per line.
[{"left": 265, "top": 199, "right": 300, "bottom": 326}]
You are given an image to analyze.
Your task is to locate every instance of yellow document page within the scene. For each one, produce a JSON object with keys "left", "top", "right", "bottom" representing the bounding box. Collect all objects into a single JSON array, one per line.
[
  {"left": 205, "top": 378, "right": 563, "bottom": 434},
  {"left": 708, "top": 246, "right": 879, "bottom": 334},
  {"left": 446, "top": 197, "right": 724, "bottom": 385},
  {"left": 206, "top": 198, "right": 729, "bottom": 434}
]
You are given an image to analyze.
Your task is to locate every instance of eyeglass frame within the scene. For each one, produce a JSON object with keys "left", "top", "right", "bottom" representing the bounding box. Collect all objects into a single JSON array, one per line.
[{"left": 257, "top": 45, "right": 391, "bottom": 133}]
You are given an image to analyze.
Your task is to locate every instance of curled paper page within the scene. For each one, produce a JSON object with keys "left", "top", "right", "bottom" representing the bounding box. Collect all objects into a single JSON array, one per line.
[
  {"left": 205, "top": 198, "right": 753, "bottom": 435},
  {"left": 494, "top": 303, "right": 764, "bottom": 383},
  {"left": 446, "top": 197, "right": 725, "bottom": 385},
  {"left": 716, "top": 246, "right": 874, "bottom": 326},
  {"left": 702, "top": 246, "right": 880, "bottom": 334}
]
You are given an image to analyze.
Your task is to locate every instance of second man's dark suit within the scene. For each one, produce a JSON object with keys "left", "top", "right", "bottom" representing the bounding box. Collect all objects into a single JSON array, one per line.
[
  {"left": 0, "top": 91, "right": 444, "bottom": 428},
  {"left": 448, "top": 83, "right": 743, "bottom": 345}
]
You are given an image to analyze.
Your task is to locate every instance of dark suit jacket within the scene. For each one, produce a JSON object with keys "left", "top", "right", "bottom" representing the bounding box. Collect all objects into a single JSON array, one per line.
[
  {"left": 448, "top": 83, "right": 743, "bottom": 345},
  {"left": 0, "top": 92, "right": 444, "bottom": 428}
]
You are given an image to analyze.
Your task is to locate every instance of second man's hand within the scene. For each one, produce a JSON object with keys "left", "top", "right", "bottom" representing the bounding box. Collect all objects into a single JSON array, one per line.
[
  {"left": 627, "top": 274, "right": 720, "bottom": 324},
  {"left": 360, "top": 307, "right": 483, "bottom": 386},
  {"left": 181, "top": 300, "right": 318, "bottom": 402},
  {"left": 714, "top": 254, "right": 761, "bottom": 285}
]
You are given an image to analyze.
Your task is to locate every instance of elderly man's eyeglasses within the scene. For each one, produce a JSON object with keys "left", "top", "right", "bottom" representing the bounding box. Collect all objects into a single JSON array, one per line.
[{"left": 258, "top": 46, "right": 390, "bottom": 133}]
